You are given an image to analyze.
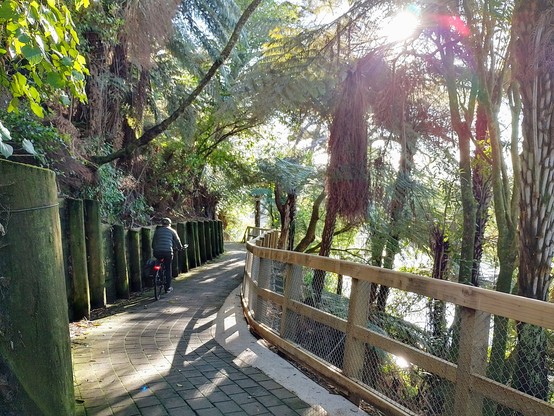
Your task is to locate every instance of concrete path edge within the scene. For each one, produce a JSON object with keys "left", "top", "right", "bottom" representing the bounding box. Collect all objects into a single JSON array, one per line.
[{"left": 212, "top": 285, "right": 367, "bottom": 416}]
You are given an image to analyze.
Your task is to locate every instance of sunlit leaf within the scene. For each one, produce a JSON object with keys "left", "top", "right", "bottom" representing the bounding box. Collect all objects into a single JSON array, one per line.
[
  {"left": 30, "top": 101, "right": 44, "bottom": 118},
  {"left": 0, "top": 141, "right": 14, "bottom": 158},
  {"left": 28, "top": 86, "right": 40, "bottom": 101},
  {"left": 22, "top": 45, "right": 43, "bottom": 64},
  {"left": 7, "top": 97, "right": 19, "bottom": 112},
  {"left": 18, "top": 33, "right": 31, "bottom": 43},
  {"left": 34, "top": 34, "right": 46, "bottom": 55},
  {"left": 0, "top": 121, "right": 12, "bottom": 141},
  {"left": 60, "top": 56, "right": 72, "bottom": 66},
  {"left": 22, "top": 139, "right": 37, "bottom": 155},
  {"left": 15, "top": 72, "right": 27, "bottom": 88},
  {"left": 46, "top": 71, "right": 64, "bottom": 88},
  {"left": 0, "top": 2, "right": 15, "bottom": 20},
  {"left": 60, "top": 93, "right": 71, "bottom": 106}
]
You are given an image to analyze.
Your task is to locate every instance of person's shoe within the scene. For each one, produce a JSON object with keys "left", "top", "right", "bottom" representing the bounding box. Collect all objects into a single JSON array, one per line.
[{"left": 165, "top": 287, "right": 173, "bottom": 293}]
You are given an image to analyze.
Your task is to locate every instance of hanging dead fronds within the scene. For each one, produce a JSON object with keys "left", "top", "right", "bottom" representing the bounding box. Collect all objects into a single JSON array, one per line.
[
  {"left": 327, "top": 53, "right": 387, "bottom": 223},
  {"left": 124, "top": 0, "right": 181, "bottom": 68}
]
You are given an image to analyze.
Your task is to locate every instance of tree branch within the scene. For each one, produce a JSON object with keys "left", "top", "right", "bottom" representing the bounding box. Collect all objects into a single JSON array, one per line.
[{"left": 90, "top": 0, "right": 263, "bottom": 166}]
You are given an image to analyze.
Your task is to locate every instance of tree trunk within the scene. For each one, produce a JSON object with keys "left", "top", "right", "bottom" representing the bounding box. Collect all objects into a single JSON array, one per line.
[
  {"left": 512, "top": 0, "right": 554, "bottom": 401},
  {"left": 294, "top": 190, "right": 325, "bottom": 252},
  {"left": 311, "top": 206, "right": 337, "bottom": 304},
  {"left": 471, "top": 104, "right": 492, "bottom": 286}
]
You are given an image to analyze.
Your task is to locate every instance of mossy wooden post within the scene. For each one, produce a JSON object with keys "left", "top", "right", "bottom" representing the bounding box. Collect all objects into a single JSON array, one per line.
[
  {"left": 113, "top": 224, "right": 130, "bottom": 299},
  {"left": 212, "top": 220, "right": 219, "bottom": 257},
  {"left": 84, "top": 199, "right": 106, "bottom": 309},
  {"left": 102, "top": 224, "right": 116, "bottom": 303},
  {"left": 171, "top": 224, "right": 179, "bottom": 277},
  {"left": 198, "top": 221, "right": 208, "bottom": 264},
  {"left": 192, "top": 221, "right": 201, "bottom": 267},
  {"left": 141, "top": 227, "right": 152, "bottom": 286},
  {"left": 128, "top": 229, "right": 142, "bottom": 292},
  {"left": 186, "top": 222, "right": 197, "bottom": 268},
  {"left": 0, "top": 160, "right": 75, "bottom": 416},
  {"left": 211, "top": 220, "right": 218, "bottom": 257},
  {"left": 177, "top": 222, "right": 189, "bottom": 273},
  {"left": 218, "top": 220, "right": 224, "bottom": 254},
  {"left": 141, "top": 227, "right": 152, "bottom": 262},
  {"left": 67, "top": 198, "right": 90, "bottom": 320},
  {"left": 206, "top": 221, "right": 214, "bottom": 261},
  {"left": 216, "top": 220, "right": 222, "bottom": 255}
]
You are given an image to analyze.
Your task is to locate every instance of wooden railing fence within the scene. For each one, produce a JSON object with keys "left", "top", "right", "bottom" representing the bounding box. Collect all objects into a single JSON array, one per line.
[{"left": 242, "top": 230, "right": 554, "bottom": 416}]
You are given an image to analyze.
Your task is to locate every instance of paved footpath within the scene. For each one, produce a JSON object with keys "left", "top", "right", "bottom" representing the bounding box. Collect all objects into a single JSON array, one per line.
[{"left": 72, "top": 243, "right": 366, "bottom": 416}]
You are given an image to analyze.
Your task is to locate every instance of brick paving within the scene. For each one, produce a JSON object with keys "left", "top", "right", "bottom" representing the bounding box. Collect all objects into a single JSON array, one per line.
[{"left": 72, "top": 244, "right": 334, "bottom": 416}]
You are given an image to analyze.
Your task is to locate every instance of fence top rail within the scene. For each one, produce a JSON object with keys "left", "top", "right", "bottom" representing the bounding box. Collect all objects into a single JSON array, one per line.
[{"left": 246, "top": 240, "right": 554, "bottom": 330}]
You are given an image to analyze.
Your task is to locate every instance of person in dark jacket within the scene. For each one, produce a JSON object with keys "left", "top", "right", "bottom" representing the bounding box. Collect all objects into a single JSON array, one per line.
[{"left": 152, "top": 218, "right": 183, "bottom": 293}]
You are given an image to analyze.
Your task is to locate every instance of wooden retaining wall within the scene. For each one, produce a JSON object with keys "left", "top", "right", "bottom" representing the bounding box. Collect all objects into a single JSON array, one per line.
[{"left": 59, "top": 198, "right": 224, "bottom": 321}]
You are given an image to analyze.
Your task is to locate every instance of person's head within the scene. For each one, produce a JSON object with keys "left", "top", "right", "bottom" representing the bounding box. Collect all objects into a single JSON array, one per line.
[{"left": 161, "top": 218, "right": 172, "bottom": 227}]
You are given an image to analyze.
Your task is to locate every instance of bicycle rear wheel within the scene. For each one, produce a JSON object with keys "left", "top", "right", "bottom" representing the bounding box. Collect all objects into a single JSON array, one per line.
[{"left": 154, "top": 268, "right": 164, "bottom": 300}]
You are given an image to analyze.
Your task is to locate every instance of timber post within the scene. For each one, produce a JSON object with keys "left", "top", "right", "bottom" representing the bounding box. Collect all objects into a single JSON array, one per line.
[
  {"left": 198, "top": 221, "right": 207, "bottom": 264},
  {"left": 84, "top": 199, "right": 106, "bottom": 309},
  {"left": 113, "top": 224, "right": 130, "bottom": 299},
  {"left": 67, "top": 198, "right": 90, "bottom": 320},
  {"left": 0, "top": 160, "right": 75, "bottom": 415},
  {"left": 177, "top": 222, "right": 188, "bottom": 273},
  {"left": 186, "top": 222, "right": 197, "bottom": 268},
  {"left": 128, "top": 229, "right": 142, "bottom": 292}
]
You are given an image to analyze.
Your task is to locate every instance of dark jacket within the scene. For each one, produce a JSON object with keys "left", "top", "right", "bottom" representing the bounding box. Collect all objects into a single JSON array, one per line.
[{"left": 152, "top": 225, "right": 183, "bottom": 255}]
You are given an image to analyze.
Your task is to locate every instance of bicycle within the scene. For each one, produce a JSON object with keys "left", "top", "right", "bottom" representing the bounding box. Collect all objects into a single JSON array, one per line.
[
  {"left": 152, "top": 257, "right": 167, "bottom": 300},
  {"left": 151, "top": 245, "right": 187, "bottom": 300}
]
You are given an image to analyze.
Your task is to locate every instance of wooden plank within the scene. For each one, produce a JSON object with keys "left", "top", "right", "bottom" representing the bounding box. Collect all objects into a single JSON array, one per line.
[
  {"left": 470, "top": 374, "right": 554, "bottom": 416},
  {"left": 247, "top": 243, "right": 554, "bottom": 329},
  {"left": 257, "top": 288, "right": 348, "bottom": 333},
  {"left": 350, "top": 325, "right": 457, "bottom": 382}
]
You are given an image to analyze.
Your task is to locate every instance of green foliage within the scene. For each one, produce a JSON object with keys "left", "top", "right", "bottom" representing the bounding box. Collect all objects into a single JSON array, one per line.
[
  {"left": 80, "top": 163, "right": 151, "bottom": 226},
  {"left": 0, "top": 110, "right": 67, "bottom": 165},
  {"left": 0, "top": 0, "right": 89, "bottom": 157}
]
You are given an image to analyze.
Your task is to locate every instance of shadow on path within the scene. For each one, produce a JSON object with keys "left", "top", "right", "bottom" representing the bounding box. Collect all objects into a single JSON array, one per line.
[{"left": 72, "top": 243, "right": 348, "bottom": 416}]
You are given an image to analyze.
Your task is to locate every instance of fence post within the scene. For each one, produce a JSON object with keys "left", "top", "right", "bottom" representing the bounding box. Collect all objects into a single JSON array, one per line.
[
  {"left": 256, "top": 257, "right": 272, "bottom": 322},
  {"left": 84, "top": 199, "right": 106, "bottom": 309},
  {"left": 177, "top": 222, "right": 188, "bottom": 273},
  {"left": 453, "top": 308, "right": 490, "bottom": 416},
  {"left": 141, "top": 227, "right": 152, "bottom": 267},
  {"left": 218, "top": 220, "right": 224, "bottom": 254},
  {"left": 128, "top": 229, "right": 142, "bottom": 292},
  {"left": 171, "top": 223, "right": 180, "bottom": 277},
  {"left": 211, "top": 220, "right": 218, "bottom": 257},
  {"left": 198, "top": 221, "right": 207, "bottom": 264},
  {"left": 102, "top": 224, "right": 117, "bottom": 303},
  {"left": 192, "top": 221, "right": 201, "bottom": 267},
  {"left": 343, "top": 278, "right": 371, "bottom": 385},
  {"left": 67, "top": 198, "right": 90, "bottom": 320},
  {"left": 113, "top": 224, "right": 129, "bottom": 299},
  {"left": 0, "top": 160, "right": 75, "bottom": 415},
  {"left": 206, "top": 221, "right": 214, "bottom": 261},
  {"left": 280, "top": 264, "right": 303, "bottom": 339},
  {"left": 186, "top": 222, "right": 197, "bottom": 268}
]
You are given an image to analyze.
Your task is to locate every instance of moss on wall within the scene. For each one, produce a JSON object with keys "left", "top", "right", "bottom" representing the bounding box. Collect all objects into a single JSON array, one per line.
[{"left": 0, "top": 159, "right": 75, "bottom": 416}]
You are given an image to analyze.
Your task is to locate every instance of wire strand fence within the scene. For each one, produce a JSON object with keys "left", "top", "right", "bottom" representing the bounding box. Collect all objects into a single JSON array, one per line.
[{"left": 242, "top": 230, "right": 554, "bottom": 416}]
